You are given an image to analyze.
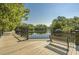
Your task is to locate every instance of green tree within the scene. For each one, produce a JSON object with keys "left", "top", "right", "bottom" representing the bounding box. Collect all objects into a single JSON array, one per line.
[
  {"left": 35, "top": 24, "right": 47, "bottom": 34},
  {"left": 50, "top": 16, "right": 79, "bottom": 33},
  {"left": 15, "top": 24, "right": 28, "bottom": 37},
  {"left": 50, "top": 16, "right": 66, "bottom": 32},
  {"left": 0, "top": 3, "right": 29, "bottom": 32},
  {"left": 27, "top": 24, "right": 34, "bottom": 34}
]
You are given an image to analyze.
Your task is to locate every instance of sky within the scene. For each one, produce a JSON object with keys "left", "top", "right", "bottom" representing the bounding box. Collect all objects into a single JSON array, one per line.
[{"left": 24, "top": 3, "right": 79, "bottom": 26}]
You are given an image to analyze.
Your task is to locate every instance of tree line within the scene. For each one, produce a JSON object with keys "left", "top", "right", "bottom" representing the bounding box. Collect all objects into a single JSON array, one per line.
[
  {"left": 15, "top": 24, "right": 48, "bottom": 37},
  {"left": 50, "top": 16, "right": 79, "bottom": 33}
]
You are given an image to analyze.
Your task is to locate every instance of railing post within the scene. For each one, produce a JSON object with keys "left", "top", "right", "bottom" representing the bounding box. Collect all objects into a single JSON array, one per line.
[
  {"left": 49, "top": 35, "right": 52, "bottom": 43},
  {"left": 67, "top": 35, "right": 69, "bottom": 54},
  {"left": 26, "top": 28, "right": 29, "bottom": 40}
]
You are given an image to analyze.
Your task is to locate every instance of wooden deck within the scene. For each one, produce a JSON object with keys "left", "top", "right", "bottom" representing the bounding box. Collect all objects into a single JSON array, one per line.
[{"left": 0, "top": 33, "right": 78, "bottom": 55}]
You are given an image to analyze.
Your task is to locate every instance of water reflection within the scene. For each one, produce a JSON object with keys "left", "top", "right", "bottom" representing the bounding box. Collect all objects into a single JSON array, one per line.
[{"left": 29, "top": 32, "right": 51, "bottom": 39}]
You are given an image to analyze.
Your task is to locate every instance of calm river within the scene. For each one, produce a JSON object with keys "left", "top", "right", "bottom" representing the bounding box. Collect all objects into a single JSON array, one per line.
[{"left": 29, "top": 32, "right": 51, "bottom": 39}]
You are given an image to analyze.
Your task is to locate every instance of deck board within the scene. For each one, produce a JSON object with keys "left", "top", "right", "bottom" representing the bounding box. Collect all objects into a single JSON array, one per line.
[
  {"left": 0, "top": 34, "right": 77, "bottom": 55},
  {"left": 0, "top": 35, "right": 59, "bottom": 55}
]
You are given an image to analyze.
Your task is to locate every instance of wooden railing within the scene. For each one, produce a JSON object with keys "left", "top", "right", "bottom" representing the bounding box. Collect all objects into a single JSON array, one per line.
[{"left": 51, "top": 33, "right": 76, "bottom": 55}]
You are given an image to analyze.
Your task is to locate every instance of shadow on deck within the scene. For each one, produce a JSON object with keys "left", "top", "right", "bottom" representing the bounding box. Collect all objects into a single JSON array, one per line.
[{"left": 45, "top": 43, "right": 68, "bottom": 55}]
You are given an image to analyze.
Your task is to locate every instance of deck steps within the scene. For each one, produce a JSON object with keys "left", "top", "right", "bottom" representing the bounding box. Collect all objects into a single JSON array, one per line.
[{"left": 46, "top": 43, "right": 68, "bottom": 55}]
